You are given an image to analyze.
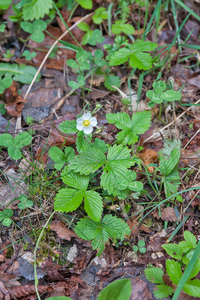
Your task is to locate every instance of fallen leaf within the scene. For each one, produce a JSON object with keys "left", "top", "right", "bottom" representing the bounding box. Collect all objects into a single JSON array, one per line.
[
  {"left": 138, "top": 149, "right": 158, "bottom": 173},
  {"left": 129, "top": 277, "right": 153, "bottom": 300},
  {"left": 50, "top": 220, "right": 77, "bottom": 241},
  {"left": 152, "top": 207, "right": 177, "bottom": 222},
  {"left": 127, "top": 216, "right": 152, "bottom": 237}
]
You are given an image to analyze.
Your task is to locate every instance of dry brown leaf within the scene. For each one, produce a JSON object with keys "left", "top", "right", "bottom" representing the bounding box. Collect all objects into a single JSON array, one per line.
[
  {"left": 152, "top": 207, "right": 177, "bottom": 222},
  {"left": 138, "top": 149, "right": 158, "bottom": 173},
  {"left": 50, "top": 220, "right": 77, "bottom": 241},
  {"left": 88, "top": 74, "right": 105, "bottom": 86},
  {"left": 127, "top": 216, "right": 152, "bottom": 237},
  {"left": 9, "top": 285, "right": 52, "bottom": 299},
  {"left": 130, "top": 277, "right": 153, "bottom": 300}
]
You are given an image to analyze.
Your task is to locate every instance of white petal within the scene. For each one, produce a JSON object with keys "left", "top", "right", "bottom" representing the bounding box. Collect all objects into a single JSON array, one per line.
[
  {"left": 76, "top": 123, "right": 84, "bottom": 131},
  {"left": 77, "top": 117, "right": 84, "bottom": 124},
  {"left": 82, "top": 112, "right": 91, "bottom": 120},
  {"left": 90, "top": 117, "right": 97, "bottom": 126},
  {"left": 83, "top": 126, "right": 93, "bottom": 134}
]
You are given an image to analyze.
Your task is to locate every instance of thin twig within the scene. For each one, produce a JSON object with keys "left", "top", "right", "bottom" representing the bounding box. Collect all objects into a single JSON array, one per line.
[{"left": 143, "top": 99, "right": 200, "bottom": 144}]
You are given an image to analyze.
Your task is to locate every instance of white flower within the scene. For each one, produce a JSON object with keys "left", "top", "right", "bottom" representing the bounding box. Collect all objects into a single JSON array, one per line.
[{"left": 76, "top": 112, "right": 97, "bottom": 134}]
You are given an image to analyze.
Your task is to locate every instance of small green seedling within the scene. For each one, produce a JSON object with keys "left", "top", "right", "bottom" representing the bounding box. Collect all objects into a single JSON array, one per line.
[
  {"left": 146, "top": 80, "right": 182, "bottom": 107},
  {"left": 0, "top": 209, "right": 13, "bottom": 227},
  {"left": 3, "top": 50, "right": 14, "bottom": 59},
  {"left": 21, "top": 20, "right": 47, "bottom": 43},
  {"left": 92, "top": 7, "right": 108, "bottom": 24},
  {"left": 133, "top": 240, "right": 146, "bottom": 253},
  {"left": 0, "top": 76, "right": 12, "bottom": 94},
  {"left": 49, "top": 146, "right": 75, "bottom": 170},
  {"left": 68, "top": 75, "right": 86, "bottom": 90},
  {"left": 67, "top": 50, "right": 90, "bottom": 72},
  {"left": 0, "top": 132, "right": 32, "bottom": 160},
  {"left": 88, "top": 29, "right": 105, "bottom": 46},
  {"left": 104, "top": 35, "right": 129, "bottom": 60},
  {"left": 112, "top": 20, "right": 135, "bottom": 35},
  {"left": 0, "top": 103, "right": 6, "bottom": 114},
  {"left": 145, "top": 231, "right": 200, "bottom": 299},
  {"left": 77, "top": 22, "right": 93, "bottom": 45},
  {"left": 0, "top": 24, "right": 6, "bottom": 32},
  {"left": 21, "top": 50, "right": 36, "bottom": 61},
  {"left": 18, "top": 194, "right": 33, "bottom": 209}
]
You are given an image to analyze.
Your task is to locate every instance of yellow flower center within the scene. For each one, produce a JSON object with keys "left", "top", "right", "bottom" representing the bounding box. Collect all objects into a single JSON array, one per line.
[{"left": 83, "top": 119, "right": 91, "bottom": 127}]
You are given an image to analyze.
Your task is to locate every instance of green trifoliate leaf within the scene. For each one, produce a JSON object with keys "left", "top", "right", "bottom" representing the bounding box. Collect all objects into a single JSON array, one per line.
[
  {"left": 2, "top": 209, "right": 13, "bottom": 218},
  {"left": 14, "top": 132, "right": 32, "bottom": 148},
  {"left": 31, "top": 31, "right": 45, "bottom": 43},
  {"left": 101, "top": 145, "right": 135, "bottom": 195},
  {"left": 183, "top": 279, "right": 200, "bottom": 297},
  {"left": 158, "top": 148, "right": 180, "bottom": 176},
  {"left": 145, "top": 266, "right": 164, "bottom": 284},
  {"left": 88, "top": 29, "right": 105, "bottom": 45},
  {"left": 76, "top": 50, "right": 88, "bottom": 64},
  {"left": 33, "top": 20, "right": 47, "bottom": 32},
  {"left": 3, "top": 218, "right": 12, "bottom": 227},
  {"left": 75, "top": 215, "right": 130, "bottom": 256},
  {"left": 67, "top": 59, "right": 79, "bottom": 69},
  {"left": 59, "top": 119, "right": 77, "bottom": 134},
  {"left": 166, "top": 259, "right": 182, "bottom": 285},
  {"left": 76, "top": 131, "right": 91, "bottom": 154},
  {"left": 68, "top": 81, "right": 79, "bottom": 89},
  {"left": 109, "top": 48, "right": 131, "bottom": 66},
  {"left": 106, "top": 111, "right": 151, "bottom": 145},
  {"left": 49, "top": 146, "right": 65, "bottom": 170},
  {"left": 84, "top": 190, "right": 103, "bottom": 221},
  {"left": 112, "top": 20, "right": 135, "bottom": 35},
  {"left": 161, "top": 90, "right": 182, "bottom": 102},
  {"left": 76, "top": 0, "right": 92, "bottom": 9},
  {"left": 104, "top": 74, "right": 120, "bottom": 91},
  {"left": 153, "top": 285, "right": 174, "bottom": 299},
  {"left": 21, "top": 21, "right": 34, "bottom": 33},
  {"left": 109, "top": 40, "right": 157, "bottom": 70},
  {"left": 153, "top": 81, "right": 166, "bottom": 94},
  {"left": 92, "top": 7, "right": 108, "bottom": 25},
  {"left": 77, "top": 22, "right": 90, "bottom": 32},
  {"left": 159, "top": 139, "right": 181, "bottom": 159},
  {"left": 162, "top": 243, "right": 183, "bottom": 260},
  {"left": 61, "top": 167, "right": 89, "bottom": 191},
  {"left": 77, "top": 75, "right": 85, "bottom": 86},
  {"left": 0, "top": 134, "right": 14, "bottom": 147},
  {"left": 8, "top": 145, "right": 21, "bottom": 160},
  {"left": 22, "top": 0, "right": 53, "bottom": 21},
  {"left": 69, "top": 146, "right": 106, "bottom": 175},
  {"left": 54, "top": 188, "right": 84, "bottom": 212},
  {"left": 90, "top": 138, "right": 108, "bottom": 153},
  {"left": 146, "top": 90, "right": 163, "bottom": 104}
]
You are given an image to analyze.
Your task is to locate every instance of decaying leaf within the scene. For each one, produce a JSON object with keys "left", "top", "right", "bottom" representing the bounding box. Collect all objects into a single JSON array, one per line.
[
  {"left": 152, "top": 207, "right": 177, "bottom": 222},
  {"left": 127, "top": 215, "right": 152, "bottom": 237},
  {"left": 50, "top": 220, "right": 77, "bottom": 241},
  {"left": 129, "top": 277, "right": 153, "bottom": 300},
  {"left": 138, "top": 149, "right": 158, "bottom": 173}
]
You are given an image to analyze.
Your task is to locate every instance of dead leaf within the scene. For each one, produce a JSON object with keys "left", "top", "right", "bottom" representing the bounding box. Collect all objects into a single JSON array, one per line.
[
  {"left": 50, "top": 220, "right": 77, "bottom": 241},
  {"left": 9, "top": 285, "right": 52, "bottom": 299},
  {"left": 152, "top": 207, "right": 177, "bottom": 222},
  {"left": 127, "top": 216, "right": 152, "bottom": 237},
  {"left": 138, "top": 149, "right": 158, "bottom": 173},
  {"left": 47, "top": 114, "right": 77, "bottom": 146},
  {"left": 130, "top": 277, "right": 153, "bottom": 300}
]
